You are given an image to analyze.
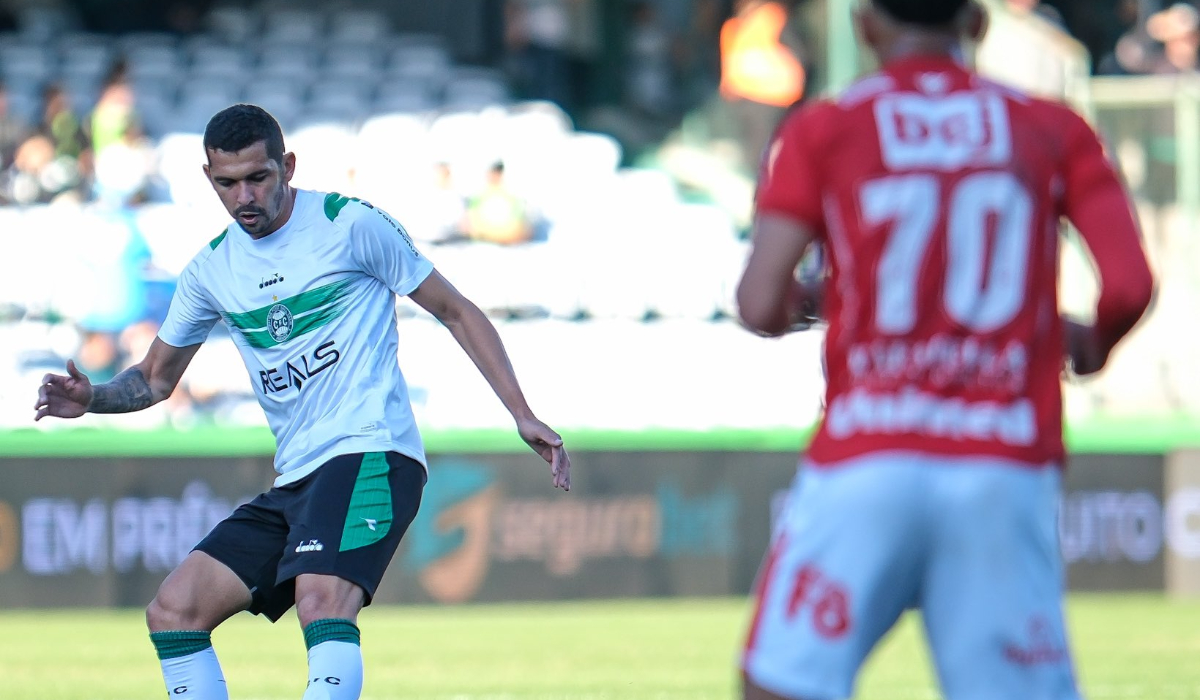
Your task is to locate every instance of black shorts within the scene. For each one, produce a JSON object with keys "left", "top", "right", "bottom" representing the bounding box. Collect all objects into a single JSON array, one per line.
[{"left": 194, "top": 451, "right": 425, "bottom": 622}]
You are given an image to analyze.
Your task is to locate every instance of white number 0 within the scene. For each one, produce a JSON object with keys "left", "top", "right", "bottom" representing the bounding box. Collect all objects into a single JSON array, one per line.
[{"left": 860, "top": 172, "right": 1033, "bottom": 334}]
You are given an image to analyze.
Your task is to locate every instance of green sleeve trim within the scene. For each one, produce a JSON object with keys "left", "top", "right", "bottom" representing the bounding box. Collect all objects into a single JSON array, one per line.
[
  {"left": 208, "top": 230, "right": 227, "bottom": 250},
  {"left": 150, "top": 630, "right": 212, "bottom": 660},
  {"left": 303, "top": 618, "right": 361, "bottom": 649},
  {"left": 340, "top": 452, "right": 393, "bottom": 551},
  {"left": 323, "top": 192, "right": 360, "bottom": 222}
]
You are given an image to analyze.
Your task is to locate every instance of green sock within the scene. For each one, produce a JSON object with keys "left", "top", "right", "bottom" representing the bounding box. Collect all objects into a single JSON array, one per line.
[
  {"left": 303, "top": 618, "right": 361, "bottom": 649},
  {"left": 150, "top": 630, "right": 228, "bottom": 699}
]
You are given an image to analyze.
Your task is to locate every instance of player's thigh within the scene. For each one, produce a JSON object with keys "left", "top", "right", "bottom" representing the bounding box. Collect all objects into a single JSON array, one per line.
[
  {"left": 278, "top": 452, "right": 425, "bottom": 605},
  {"left": 148, "top": 551, "right": 254, "bottom": 631},
  {"left": 742, "top": 457, "right": 929, "bottom": 700},
  {"left": 921, "top": 463, "right": 1081, "bottom": 700},
  {"left": 190, "top": 490, "right": 293, "bottom": 621}
]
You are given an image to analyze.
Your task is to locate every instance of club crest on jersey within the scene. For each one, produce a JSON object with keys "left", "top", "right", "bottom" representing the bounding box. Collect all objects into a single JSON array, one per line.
[{"left": 267, "top": 303, "right": 294, "bottom": 343}]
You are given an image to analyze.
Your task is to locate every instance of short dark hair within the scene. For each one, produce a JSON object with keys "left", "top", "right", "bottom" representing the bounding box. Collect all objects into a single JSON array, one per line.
[
  {"left": 872, "top": 0, "right": 968, "bottom": 26},
  {"left": 203, "top": 104, "right": 285, "bottom": 163}
]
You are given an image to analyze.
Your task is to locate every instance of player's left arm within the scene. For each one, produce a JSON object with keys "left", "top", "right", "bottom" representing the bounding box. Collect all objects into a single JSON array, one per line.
[
  {"left": 1060, "top": 110, "right": 1156, "bottom": 375},
  {"left": 344, "top": 199, "right": 569, "bottom": 490},
  {"left": 737, "top": 104, "right": 827, "bottom": 337},
  {"left": 737, "top": 214, "right": 819, "bottom": 337},
  {"left": 408, "top": 272, "right": 570, "bottom": 490}
]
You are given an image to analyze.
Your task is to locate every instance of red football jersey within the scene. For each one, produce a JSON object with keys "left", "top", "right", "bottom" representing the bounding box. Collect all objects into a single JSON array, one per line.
[{"left": 756, "top": 55, "right": 1149, "bottom": 468}]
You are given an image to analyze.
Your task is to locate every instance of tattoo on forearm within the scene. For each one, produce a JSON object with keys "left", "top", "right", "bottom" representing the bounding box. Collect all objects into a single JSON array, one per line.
[{"left": 88, "top": 368, "right": 155, "bottom": 413}]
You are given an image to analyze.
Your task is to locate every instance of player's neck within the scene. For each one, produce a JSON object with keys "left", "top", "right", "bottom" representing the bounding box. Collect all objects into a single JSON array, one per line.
[
  {"left": 876, "top": 35, "right": 966, "bottom": 67},
  {"left": 250, "top": 187, "right": 297, "bottom": 240}
]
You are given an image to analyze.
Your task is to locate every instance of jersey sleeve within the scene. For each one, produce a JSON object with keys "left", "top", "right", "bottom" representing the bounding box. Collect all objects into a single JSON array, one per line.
[
  {"left": 1059, "top": 109, "right": 1154, "bottom": 355},
  {"left": 157, "top": 254, "right": 220, "bottom": 347},
  {"left": 343, "top": 200, "right": 435, "bottom": 297},
  {"left": 754, "top": 103, "right": 828, "bottom": 236}
]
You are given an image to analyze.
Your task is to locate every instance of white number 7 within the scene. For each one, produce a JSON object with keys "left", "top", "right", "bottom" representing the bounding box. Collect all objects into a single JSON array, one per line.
[{"left": 860, "top": 172, "right": 1034, "bottom": 334}]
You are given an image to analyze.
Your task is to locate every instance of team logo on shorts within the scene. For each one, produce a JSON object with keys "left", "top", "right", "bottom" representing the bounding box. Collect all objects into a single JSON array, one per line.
[{"left": 267, "top": 303, "right": 294, "bottom": 343}]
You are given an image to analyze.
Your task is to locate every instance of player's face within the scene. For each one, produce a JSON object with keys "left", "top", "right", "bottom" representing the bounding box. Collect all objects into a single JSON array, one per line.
[{"left": 204, "top": 141, "right": 296, "bottom": 237}]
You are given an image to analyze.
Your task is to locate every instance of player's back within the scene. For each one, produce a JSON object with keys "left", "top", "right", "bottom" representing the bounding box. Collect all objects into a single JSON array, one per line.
[{"left": 759, "top": 55, "right": 1111, "bottom": 468}]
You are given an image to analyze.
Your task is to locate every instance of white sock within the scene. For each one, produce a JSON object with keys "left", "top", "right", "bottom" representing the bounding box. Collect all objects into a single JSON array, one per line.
[
  {"left": 302, "top": 641, "right": 364, "bottom": 700},
  {"left": 151, "top": 631, "right": 228, "bottom": 700},
  {"left": 302, "top": 619, "right": 363, "bottom": 700}
]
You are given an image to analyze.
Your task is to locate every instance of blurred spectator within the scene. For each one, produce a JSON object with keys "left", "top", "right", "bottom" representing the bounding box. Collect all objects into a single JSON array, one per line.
[
  {"left": 1098, "top": 0, "right": 1158, "bottom": 75},
  {"left": 506, "top": 0, "right": 574, "bottom": 112},
  {"left": 718, "top": 0, "right": 806, "bottom": 174},
  {"left": 90, "top": 63, "right": 138, "bottom": 159},
  {"left": 41, "top": 84, "right": 87, "bottom": 161},
  {"left": 976, "top": 0, "right": 1092, "bottom": 113},
  {"left": 93, "top": 119, "right": 156, "bottom": 206},
  {"left": 676, "top": 0, "right": 724, "bottom": 112},
  {"left": 465, "top": 161, "right": 533, "bottom": 244},
  {"left": 76, "top": 329, "right": 120, "bottom": 384},
  {"left": 1146, "top": 2, "right": 1200, "bottom": 74},
  {"left": 6, "top": 84, "right": 93, "bottom": 204},
  {"left": 409, "top": 162, "right": 468, "bottom": 245},
  {"left": 564, "top": 0, "right": 601, "bottom": 115},
  {"left": 626, "top": 2, "right": 677, "bottom": 122},
  {"left": 0, "top": 81, "right": 31, "bottom": 174}
]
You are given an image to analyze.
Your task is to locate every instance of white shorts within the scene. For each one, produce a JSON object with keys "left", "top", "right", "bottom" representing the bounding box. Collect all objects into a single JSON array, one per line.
[{"left": 741, "top": 451, "right": 1082, "bottom": 700}]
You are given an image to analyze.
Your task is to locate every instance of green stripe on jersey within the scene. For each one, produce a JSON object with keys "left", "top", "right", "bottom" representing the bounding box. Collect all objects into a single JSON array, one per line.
[
  {"left": 340, "top": 453, "right": 392, "bottom": 552},
  {"left": 222, "top": 278, "right": 354, "bottom": 349},
  {"left": 209, "top": 231, "right": 227, "bottom": 250},
  {"left": 324, "top": 192, "right": 360, "bottom": 222}
]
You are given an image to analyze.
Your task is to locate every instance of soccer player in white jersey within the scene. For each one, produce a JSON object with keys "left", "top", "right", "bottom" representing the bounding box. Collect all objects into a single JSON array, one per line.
[
  {"left": 737, "top": 1, "right": 1154, "bottom": 699},
  {"left": 35, "top": 104, "right": 571, "bottom": 700}
]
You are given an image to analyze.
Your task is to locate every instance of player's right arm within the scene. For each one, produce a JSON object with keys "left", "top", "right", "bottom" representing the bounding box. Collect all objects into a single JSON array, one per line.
[
  {"left": 35, "top": 242, "right": 222, "bottom": 421},
  {"left": 1059, "top": 109, "right": 1155, "bottom": 375},
  {"left": 35, "top": 339, "right": 203, "bottom": 420}
]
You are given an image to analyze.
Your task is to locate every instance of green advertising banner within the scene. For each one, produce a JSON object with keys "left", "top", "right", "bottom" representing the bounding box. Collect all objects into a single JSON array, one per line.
[{"left": 0, "top": 450, "right": 1196, "bottom": 608}]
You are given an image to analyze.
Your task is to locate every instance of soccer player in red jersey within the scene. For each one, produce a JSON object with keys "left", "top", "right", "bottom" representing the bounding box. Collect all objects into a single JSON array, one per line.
[{"left": 736, "top": 1, "right": 1154, "bottom": 699}]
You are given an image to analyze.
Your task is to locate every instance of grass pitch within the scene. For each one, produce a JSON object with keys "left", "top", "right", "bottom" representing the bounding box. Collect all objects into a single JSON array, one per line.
[{"left": 1, "top": 595, "right": 1197, "bottom": 699}]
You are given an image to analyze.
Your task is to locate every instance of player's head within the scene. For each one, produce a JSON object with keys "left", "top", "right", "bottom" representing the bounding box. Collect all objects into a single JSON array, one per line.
[
  {"left": 202, "top": 104, "right": 296, "bottom": 237},
  {"left": 856, "top": 0, "right": 986, "bottom": 62}
]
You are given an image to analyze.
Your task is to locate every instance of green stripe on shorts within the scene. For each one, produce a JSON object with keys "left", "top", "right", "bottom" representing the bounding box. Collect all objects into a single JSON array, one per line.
[{"left": 340, "top": 452, "right": 393, "bottom": 551}]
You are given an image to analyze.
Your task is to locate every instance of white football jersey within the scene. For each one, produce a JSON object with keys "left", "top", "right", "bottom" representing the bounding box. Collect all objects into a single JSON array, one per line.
[{"left": 158, "top": 189, "right": 435, "bottom": 486}]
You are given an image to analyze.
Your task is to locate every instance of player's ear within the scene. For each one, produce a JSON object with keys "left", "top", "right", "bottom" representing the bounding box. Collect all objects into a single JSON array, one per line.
[
  {"left": 854, "top": 2, "right": 882, "bottom": 53},
  {"left": 962, "top": 1, "right": 988, "bottom": 43},
  {"left": 282, "top": 152, "right": 296, "bottom": 183},
  {"left": 201, "top": 162, "right": 211, "bottom": 182}
]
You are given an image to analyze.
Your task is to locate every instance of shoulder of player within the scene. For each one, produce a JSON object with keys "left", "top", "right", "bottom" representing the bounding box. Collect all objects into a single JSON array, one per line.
[
  {"left": 187, "top": 225, "right": 233, "bottom": 270},
  {"left": 772, "top": 96, "right": 842, "bottom": 144},
  {"left": 319, "top": 190, "right": 384, "bottom": 230},
  {"left": 773, "top": 73, "right": 896, "bottom": 137}
]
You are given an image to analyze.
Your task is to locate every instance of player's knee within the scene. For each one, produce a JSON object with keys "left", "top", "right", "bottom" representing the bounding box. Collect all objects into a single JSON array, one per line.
[
  {"left": 146, "top": 585, "right": 205, "bottom": 632},
  {"left": 294, "top": 582, "right": 363, "bottom": 628}
]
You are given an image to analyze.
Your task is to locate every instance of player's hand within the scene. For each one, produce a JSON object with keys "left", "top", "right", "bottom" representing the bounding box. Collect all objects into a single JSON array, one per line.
[
  {"left": 34, "top": 360, "right": 94, "bottom": 421},
  {"left": 517, "top": 416, "right": 571, "bottom": 491},
  {"left": 1063, "top": 319, "right": 1106, "bottom": 376},
  {"left": 786, "top": 278, "right": 823, "bottom": 332}
]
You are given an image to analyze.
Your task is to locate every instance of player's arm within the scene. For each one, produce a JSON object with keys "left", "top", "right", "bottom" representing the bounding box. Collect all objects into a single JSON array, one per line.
[
  {"left": 737, "top": 214, "right": 819, "bottom": 337},
  {"left": 737, "top": 104, "right": 826, "bottom": 337},
  {"left": 1060, "top": 112, "right": 1155, "bottom": 375},
  {"left": 35, "top": 338, "right": 202, "bottom": 420},
  {"left": 343, "top": 199, "right": 569, "bottom": 490},
  {"left": 408, "top": 272, "right": 570, "bottom": 490}
]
